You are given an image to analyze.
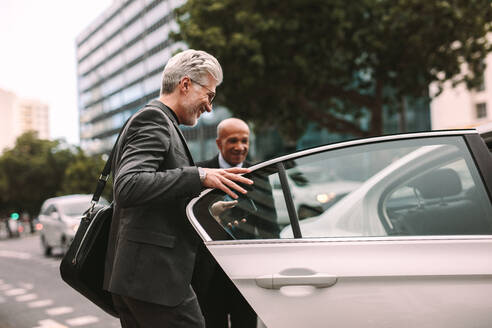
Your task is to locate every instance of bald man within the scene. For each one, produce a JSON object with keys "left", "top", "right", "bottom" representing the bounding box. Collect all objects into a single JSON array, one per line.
[
  {"left": 202, "top": 118, "right": 251, "bottom": 169},
  {"left": 192, "top": 118, "right": 257, "bottom": 328}
]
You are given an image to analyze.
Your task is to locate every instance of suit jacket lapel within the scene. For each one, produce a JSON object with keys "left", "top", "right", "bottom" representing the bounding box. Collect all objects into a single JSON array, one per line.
[{"left": 148, "top": 100, "right": 195, "bottom": 166}]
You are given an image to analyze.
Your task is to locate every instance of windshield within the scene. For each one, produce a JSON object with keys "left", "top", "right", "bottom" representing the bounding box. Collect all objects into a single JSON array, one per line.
[
  {"left": 57, "top": 197, "right": 108, "bottom": 217},
  {"left": 58, "top": 200, "right": 91, "bottom": 216}
]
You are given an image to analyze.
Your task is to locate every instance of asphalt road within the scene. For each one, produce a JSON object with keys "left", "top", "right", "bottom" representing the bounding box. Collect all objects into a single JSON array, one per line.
[{"left": 0, "top": 233, "right": 120, "bottom": 328}]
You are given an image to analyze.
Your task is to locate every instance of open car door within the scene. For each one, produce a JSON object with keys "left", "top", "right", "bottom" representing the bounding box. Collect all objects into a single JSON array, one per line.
[{"left": 187, "top": 131, "right": 492, "bottom": 328}]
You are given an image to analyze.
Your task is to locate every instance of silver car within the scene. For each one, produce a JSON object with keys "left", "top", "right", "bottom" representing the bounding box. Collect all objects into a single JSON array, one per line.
[
  {"left": 187, "top": 130, "right": 492, "bottom": 328},
  {"left": 38, "top": 194, "right": 108, "bottom": 256}
]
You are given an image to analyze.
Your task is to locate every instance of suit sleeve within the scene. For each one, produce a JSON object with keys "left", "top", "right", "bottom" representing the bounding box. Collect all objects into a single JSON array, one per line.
[{"left": 114, "top": 109, "right": 202, "bottom": 208}]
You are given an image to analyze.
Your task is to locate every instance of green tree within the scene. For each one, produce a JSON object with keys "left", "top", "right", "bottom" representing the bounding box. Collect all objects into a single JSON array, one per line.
[
  {"left": 0, "top": 132, "right": 75, "bottom": 217},
  {"left": 60, "top": 149, "right": 113, "bottom": 202},
  {"left": 173, "top": 0, "right": 492, "bottom": 139}
]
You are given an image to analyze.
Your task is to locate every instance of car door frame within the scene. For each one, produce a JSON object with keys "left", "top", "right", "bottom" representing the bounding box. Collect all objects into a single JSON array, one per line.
[{"left": 187, "top": 130, "right": 492, "bottom": 328}]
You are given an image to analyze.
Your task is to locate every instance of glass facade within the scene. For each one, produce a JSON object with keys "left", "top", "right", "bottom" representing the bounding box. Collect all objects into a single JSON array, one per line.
[{"left": 76, "top": 0, "right": 186, "bottom": 155}]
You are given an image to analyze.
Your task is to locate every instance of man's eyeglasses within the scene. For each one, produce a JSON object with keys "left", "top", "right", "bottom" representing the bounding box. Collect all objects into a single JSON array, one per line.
[{"left": 190, "top": 78, "right": 215, "bottom": 105}]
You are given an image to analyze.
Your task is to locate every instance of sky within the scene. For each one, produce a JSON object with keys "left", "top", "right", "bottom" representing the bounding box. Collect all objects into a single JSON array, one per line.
[{"left": 0, "top": 0, "right": 112, "bottom": 145}]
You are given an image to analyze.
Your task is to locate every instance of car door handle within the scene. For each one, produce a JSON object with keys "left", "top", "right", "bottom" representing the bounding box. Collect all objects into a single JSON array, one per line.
[{"left": 255, "top": 273, "right": 337, "bottom": 289}]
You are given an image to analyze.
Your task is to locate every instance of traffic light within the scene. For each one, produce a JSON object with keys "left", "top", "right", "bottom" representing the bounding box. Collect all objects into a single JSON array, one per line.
[{"left": 10, "top": 212, "right": 19, "bottom": 220}]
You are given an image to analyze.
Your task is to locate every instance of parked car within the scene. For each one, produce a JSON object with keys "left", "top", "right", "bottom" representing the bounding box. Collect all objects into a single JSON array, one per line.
[
  {"left": 38, "top": 194, "right": 109, "bottom": 256},
  {"left": 186, "top": 130, "right": 492, "bottom": 328},
  {"left": 270, "top": 167, "right": 361, "bottom": 226}
]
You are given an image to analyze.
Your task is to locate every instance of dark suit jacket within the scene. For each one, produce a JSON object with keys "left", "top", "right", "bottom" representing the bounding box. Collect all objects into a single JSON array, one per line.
[
  {"left": 196, "top": 154, "right": 221, "bottom": 170},
  {"left": 103, "top": 99, "right": 202, "bottom": 307},
  {"left": 197, "top": 154, "right": 251, "bottom": 171}
]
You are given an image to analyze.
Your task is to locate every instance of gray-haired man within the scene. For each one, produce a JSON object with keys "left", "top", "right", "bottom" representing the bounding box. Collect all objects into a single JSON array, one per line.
[{"left": 104, "top": 49, "right": 252, "bottom": 327}]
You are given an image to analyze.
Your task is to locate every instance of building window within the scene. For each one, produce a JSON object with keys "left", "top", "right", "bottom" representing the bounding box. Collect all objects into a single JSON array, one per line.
[{"left": 476, "top": 102, "right": 487, "bottom": 119}]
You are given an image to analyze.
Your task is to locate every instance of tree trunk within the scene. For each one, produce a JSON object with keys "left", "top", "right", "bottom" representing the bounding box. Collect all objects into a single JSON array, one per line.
[
  {"left": 399, "top": 96, "right": 407, "bottom": 133},
  {"left": 370, "top": 81, "right": 384, "bottom": 136}
]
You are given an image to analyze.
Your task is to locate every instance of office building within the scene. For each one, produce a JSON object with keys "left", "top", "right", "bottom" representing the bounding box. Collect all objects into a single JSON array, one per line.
[
  {"left": 0, "top": 88, "right": 50, "bottom": 153},
  {"left": 76, "top": 0, "right": 190, "bottom": 155}
]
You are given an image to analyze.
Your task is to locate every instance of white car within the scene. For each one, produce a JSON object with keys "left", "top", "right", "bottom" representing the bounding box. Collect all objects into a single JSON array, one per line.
[
  {"left": 187, "top": 130, "right": 492, "bottom": 328},
  {"left": 38, "top": 194, "right": 108, "bottom": 256},
  {"left": 271, "top": 169, "right": 361, "bottom": 226}
]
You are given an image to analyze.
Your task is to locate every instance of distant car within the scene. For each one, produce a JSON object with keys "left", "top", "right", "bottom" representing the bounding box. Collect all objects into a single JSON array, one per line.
[
  {"left": 38, "top": 194, "right": 109, "bottom": 256},
  {"left": 187, "top": 130, "right": 492, "bottom": 328},
  {"left": 270, "top": 168, "right": 361, "bottom": 226}
]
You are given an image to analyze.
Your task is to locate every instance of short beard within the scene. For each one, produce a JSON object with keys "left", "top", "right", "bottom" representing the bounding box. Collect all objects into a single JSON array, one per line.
[{"left": 181, "top": 102, "right": 200, "bottom": 126}]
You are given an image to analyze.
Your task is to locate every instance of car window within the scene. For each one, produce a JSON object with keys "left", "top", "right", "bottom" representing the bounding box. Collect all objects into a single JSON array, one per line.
[
  {"left": 382, "top": 157, "right": 491, "bottom": 235},
  {"left": 40, "top": 204, "right": 49, "bottom": 216},
  {"left": 280, "top": 136, "right": 492, "bottom": 238},
  {"left": 192, "top": 165, "right": 288, "bottom": 240},
  {"left": 192, "top": 136, "right": 492, "bottom": 241}
]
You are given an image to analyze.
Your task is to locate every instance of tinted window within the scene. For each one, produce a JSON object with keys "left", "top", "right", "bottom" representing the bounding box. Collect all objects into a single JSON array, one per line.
[{"left": 192, "top": 165, "right": 288, "bottom": 240}]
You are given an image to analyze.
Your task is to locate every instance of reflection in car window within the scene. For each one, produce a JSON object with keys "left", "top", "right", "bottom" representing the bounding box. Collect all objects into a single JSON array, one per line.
[
  {"left": 279, "top": 136, "right": 492, "bottom": 238},
  {"left": 193, "top": 166, "right": 289, "bottom": 240}
]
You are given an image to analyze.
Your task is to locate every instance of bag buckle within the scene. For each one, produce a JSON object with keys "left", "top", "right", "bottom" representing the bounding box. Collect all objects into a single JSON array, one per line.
[
  {"left": 88, "top": 200, "right": 97, "bottom": 216},
  {"left": 99, "top": 174, "right": 109, "bottom": 182}
]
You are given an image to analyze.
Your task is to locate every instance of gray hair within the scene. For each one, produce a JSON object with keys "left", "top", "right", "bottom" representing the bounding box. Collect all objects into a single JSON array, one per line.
[{"left": 160, "top": 49, "right": 223, "bottom": 95}]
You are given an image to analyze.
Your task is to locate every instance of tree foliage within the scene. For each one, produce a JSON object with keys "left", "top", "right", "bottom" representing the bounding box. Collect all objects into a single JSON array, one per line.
[
  {"left": 61, "top": 150, "right": 113, "bottom": 202},
  {"left": 0, "top": 133, "right": 110, "bottom": 217},
  {"left": 173, "top": 0, "right": 492, "bottom": 138}
]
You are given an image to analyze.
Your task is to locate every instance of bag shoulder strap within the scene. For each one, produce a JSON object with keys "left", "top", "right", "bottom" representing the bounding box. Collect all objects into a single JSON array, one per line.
[
  {"left": 90, "top": 102, "right": 152, "bottom": 203},
  {"left": 90, "top": 116, "right": 130, "bottom": 204}
]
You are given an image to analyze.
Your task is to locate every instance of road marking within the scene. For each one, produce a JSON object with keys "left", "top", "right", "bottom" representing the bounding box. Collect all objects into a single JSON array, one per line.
[
  {"left": 0, "top": 250, "right": 32, "bottom": 259},
  {"left": 16, "top": 293, "right": 38, "bottom": 302},
  {"left": 0, "top": 284, "right": 13, "bottom": 290},
  {"left": 46, "top": 307, "right": 74, "bottom": 316},
  {"left": 28, "top": 299, "right": 54, "bottom": 308},
  {"left": 19, "top": 282, "right": 34, "bottom": 290},
  {"left": 0, "top": 295, "right": 5, "bottom": 303},
  {"left": 33, "top": 319, "right": 68, "bottom": 328},
  {"left": 65, "top": 316, "right": 99, "bottom": 326},
  {"left": 4, "top": 288, "right": 26, "bottom": 296}
]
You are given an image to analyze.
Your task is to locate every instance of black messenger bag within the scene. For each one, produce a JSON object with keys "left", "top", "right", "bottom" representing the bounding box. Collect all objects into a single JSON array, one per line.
[{"left": 59, "top": 117, "right": 130, "bottom": 318}]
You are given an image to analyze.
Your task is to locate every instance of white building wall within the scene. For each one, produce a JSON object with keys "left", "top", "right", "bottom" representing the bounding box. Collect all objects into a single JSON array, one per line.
[
  {"left": 431, "top": 36, "right": 492, "bottom": 129},
  {"left": 0, "top": 88, "right": 50, "bottom": 153},
  {"left": 0, "top": 89, "right": 17, "bottom": 153}
]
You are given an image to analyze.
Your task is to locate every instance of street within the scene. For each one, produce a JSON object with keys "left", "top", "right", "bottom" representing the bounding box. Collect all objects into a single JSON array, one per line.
[{"left": 0, "top": 233, "right": 120, "bottom": 328}]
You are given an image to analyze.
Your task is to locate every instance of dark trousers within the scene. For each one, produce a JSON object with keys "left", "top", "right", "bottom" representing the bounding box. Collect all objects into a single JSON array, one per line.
[
  {"left": 112, "top": 287, "right": 205, "bottom": 328},
  {"left": 200, "top": 268, "right": 257, "bottom": 328}
]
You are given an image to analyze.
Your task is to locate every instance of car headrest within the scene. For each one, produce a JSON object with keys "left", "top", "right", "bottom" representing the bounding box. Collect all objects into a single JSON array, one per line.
[{"left": 409, "top": 168, "right": 462, "bottom": 199}]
